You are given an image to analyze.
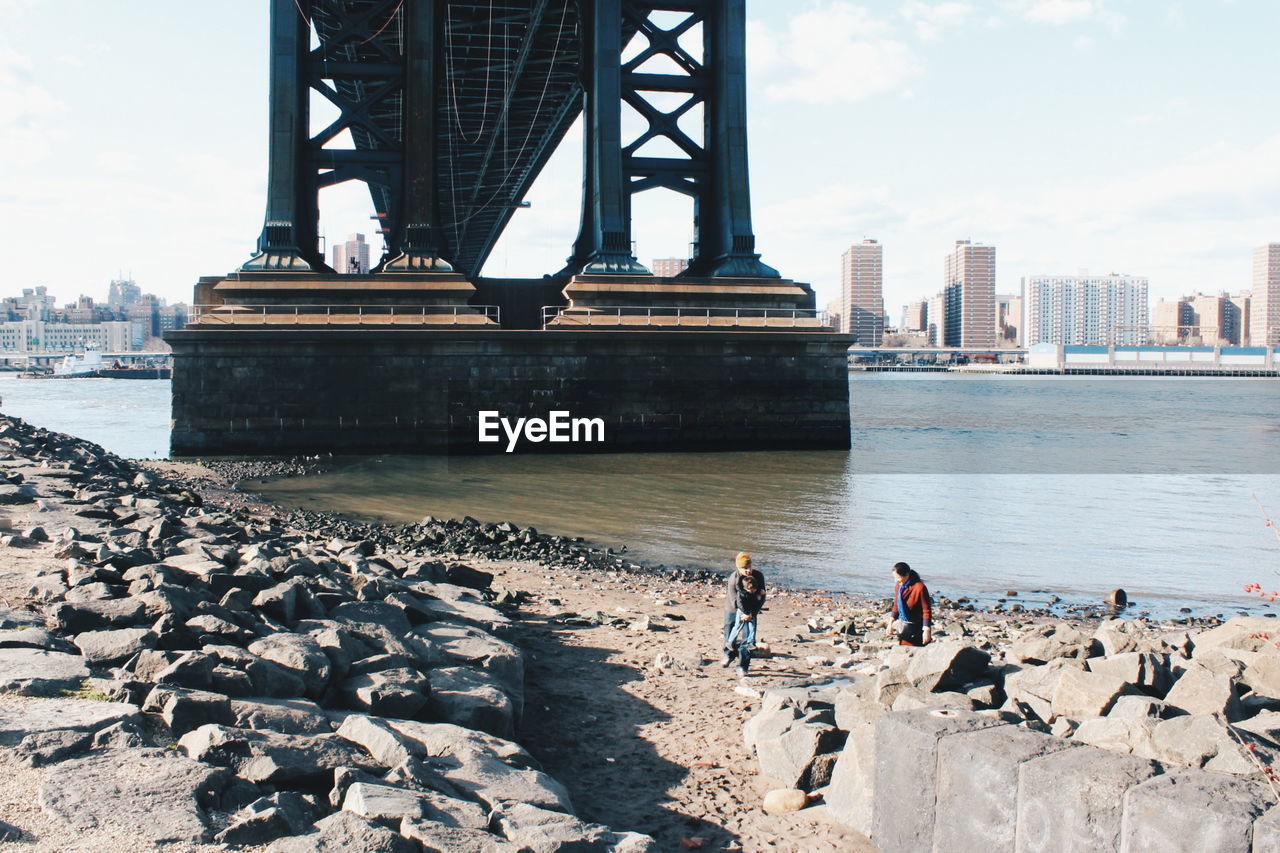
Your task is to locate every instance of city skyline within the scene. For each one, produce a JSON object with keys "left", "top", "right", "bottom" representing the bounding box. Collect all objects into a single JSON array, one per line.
[{"left": 1, "top": 2, "right": 1277, "bottom": 313}]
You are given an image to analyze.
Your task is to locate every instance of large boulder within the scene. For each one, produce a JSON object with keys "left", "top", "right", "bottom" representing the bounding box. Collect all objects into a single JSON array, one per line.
[
  {"left": 38, "top": 747, "right": 231, "bottom": 845},
  {"left": 230, "top": 697, "right": 332, "bottom": 735},
  {"left": 824, "top": 722, "right": 876, "bottom": 836},
  {"left": 751, "top": 708, "right": 845, "bottom": 792},
  {"left": 249, "top": 634, "right": 333, "bottom": 700},
  {"left": 1086, "top": 651, "right": 1171, "bottom": 695},
  {"left": 342, "top": 781, "right": 487, "bottom": 829},
  {"left": 0, "top": 648, "right": 89, "bottom": 696},
  {"left": 268, "top": 811, "right": 417, "bottom": 853},
  {"left": 415, "top": 623, "right": 524, "bottom": 699},
  {"left": 0, "top": 697, "right": 140, "bottom": 746},
  {"left": 341, "top": 667, "right": 431, "bottom": 719},
  {"left": 1122, "top": 771, "right": 1273, "bottom": 852},
  {"left": 1006, "top": 622, "right": 1095, "bottom": 665},
  {"left": 1192, "top": 617, "right": 1280, "bottom": 656},
  {"left": 72, "top": 627, "right": 156, "bottom": 667},
  {"left": 1072, "top": 716, "right": 1160, "bottom": 759},
  {"left": 1003, "top": 659, "right": 1085, "bottom": 722},
  {"left": 905, "top": 641, "right": 991, "bottom": 693},
  {"left": 1050, "top": 668, "right": 1136, "bottom": 719},
  {"left": 491, "top": 802, "right": 657, "bottom": 853},
  {"left": 1164, "top": 664, "right": 1244, "bottom": 721},
  {"left": 427, "top": 666, "right": 518, "bottom": 739},
  {"left": 179, "top": 724, "right": 379, "bottom": 786},
  {"left": 1150, "top": 715, "right": 1272, "bottom": 776}
]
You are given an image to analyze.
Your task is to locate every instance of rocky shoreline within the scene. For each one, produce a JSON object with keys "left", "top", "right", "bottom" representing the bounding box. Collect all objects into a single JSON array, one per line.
[
  {"left": 0, "top": 414, "right": 657, "bottom": 851},
  {"left": 3, "top": 413, "right": 1280, "bottom": 851}
]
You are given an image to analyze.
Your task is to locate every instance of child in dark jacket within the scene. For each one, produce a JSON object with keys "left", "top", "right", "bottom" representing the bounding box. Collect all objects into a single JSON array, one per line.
[{"left": 725, "top": 574, "right": 766, "bottom": 675}]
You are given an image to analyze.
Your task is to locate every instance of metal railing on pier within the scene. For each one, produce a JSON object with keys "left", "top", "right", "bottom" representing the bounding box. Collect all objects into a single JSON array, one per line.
[
  {"left": 191, "top": 304, "right": 500, "bottom": 326},
  {"left": 541, "top": 305, "right": 827, "bottom": 330}
]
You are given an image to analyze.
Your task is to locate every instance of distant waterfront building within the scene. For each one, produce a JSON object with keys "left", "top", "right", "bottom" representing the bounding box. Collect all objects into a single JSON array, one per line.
[
  {"left": 926, "top": 293, "right": 946, "bottom": 346},
  {"left": 108, "top": 279, "right": 141, "bottom": 309},
  {"left": 902, "top": 299, "right": 927, "bottom": 334},
  {"left": 0, "top": 320, "right": 132, "bottom": 353},
  {"left": 1252, "top": 244, "right": 1280, "bottom": 347},
  {"left": 1150, "top": 291, "right": 1251, "bottom": 345},
  {"left": 651, "top": 257, "right": 689, "bottom": 278},
  {"left": 839, "top": 239, "right": 884, "bottom": 345},
  {"left": 1023, "top": 274, "right": 1148, "bottom": 346},
  {"left": 943, "top": 240, "right": 995, "bottom": 347},
  {"left": 333, "top": 233, "right": 371, "bottom": 275},
  {"left": 2, "top": 287, "right": 55, "bottom": 321},
  {"left": 996, "top": 294, "right": 1023, "bottom": 346},
  {"left": 823, "top": 297, "right": 842, "bottom": 332}
]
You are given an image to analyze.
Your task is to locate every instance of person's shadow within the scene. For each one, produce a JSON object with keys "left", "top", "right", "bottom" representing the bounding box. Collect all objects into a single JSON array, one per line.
[{"left": 515, "top": 610, "right": 743, "bottom": 851}]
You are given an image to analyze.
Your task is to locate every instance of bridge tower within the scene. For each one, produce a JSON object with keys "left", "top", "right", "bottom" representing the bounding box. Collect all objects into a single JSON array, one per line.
[{"left": 167, "top": 1, "right": 851, "bottom": 455}]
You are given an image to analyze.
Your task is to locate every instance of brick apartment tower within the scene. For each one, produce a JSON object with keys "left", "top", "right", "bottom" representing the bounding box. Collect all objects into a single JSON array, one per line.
[
  {"left": 1252, "top": 244, "right": 1280, "bottom": 347},
  {"left": 650, "top": 257, "right": 690, "bottom": 278},
  {"left": 840, "top": 239, "right": 884, "bottom": 345},
  {"left": 943, "top": 240, "right": 996, "bottom": 347}
]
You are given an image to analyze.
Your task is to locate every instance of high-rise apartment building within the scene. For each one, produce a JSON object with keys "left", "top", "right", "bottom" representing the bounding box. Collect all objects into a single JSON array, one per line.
[
  {"left": 108, "top": 279, "right": 141, "bottom": 309},
  {"left": 333, "top": 233, "right": 371, "bottom": 275},
  {"left": 1252, "top": 244, "right": 1280, "bottom": 347},
  {"left": 926, "top": 293, "right": 946, "bottom": 346},
  {"left": 1023, "top": 274, "right": 1148, "bottom": 346},
  {"left": 651, "top": 258, "right": 689, "bottom": 278},
  {"left": 943, "top": 241, "right": 995, "bottom": 347},
  {"left": 840, "top": 239, "right": 884, "bottom": 345},
  {"left": 902, "top": 299, "right": 927, "bottom": 333},
  {"left": 996, "top": 294, "right": 1023, "bottom": 346}
]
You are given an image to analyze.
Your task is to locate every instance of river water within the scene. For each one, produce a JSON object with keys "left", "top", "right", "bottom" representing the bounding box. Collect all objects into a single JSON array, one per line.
[{"left": 3, "top": 373, "right": 1279, "bottom": 618}]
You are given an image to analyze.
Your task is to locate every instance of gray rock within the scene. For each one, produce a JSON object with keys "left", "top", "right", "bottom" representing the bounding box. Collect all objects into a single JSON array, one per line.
[
  {"left": 1164, "top": 664, "right": 1244, "bottom": 720},
  {"left": 231, "top": 697, "right": 332, "bottom": 734},
  {"left": 438, "top": 749, "right": 573, "bottom": 813},
  {"left": 1192, "top": 616, "right": 1280, "bottom": 656},
  {"left": 416, "top": 598, "right": 514, "bottom": 638},
  {"left": 1016, "top": 744, "right": 1162, "bottom": 853},
  {"left": 1049, "top": 668, "right": 1135, "bottom": 719},
  {"left": 491, "top": 802, "right": 658, "bottom": 853},
  {"left": 384, "top": 718, "right": 538, "bottom": 768},
  {"left": 871, "top": 709, "right": 1008, "bottom": 853},
  {"left": 1122, "top": 771, "right": 1272, "bottom": 852},
  {"left": 1006, "top": 622, "right": 1095, "bottom": 665},
  {"left": 215, "top": 792, "right": 322, "bottom": 846},
  {"left": 904, "top": 641, "right": 991, "bottom": 693},
  {"left": 1086, "top": 651, "right": 1170, "bottom": 694},
  {"left": 428, "top": 666, "right": 517, "bottom": 739},
  {"left": 825, "top": 722, "right": 876, "bottom": 835},
  {"left": 399, "top": 821, "right": 523, "bottom": 853},
  {"left": 267, "top": 811, "right": 418, "bottom": 853},
  {"left": 1072, "top": 715, "right": 1160, "bottom": 759},
  {"left": 416, "top": 622, "right": 524, "bottom": 698},
  {"left": 1255, "top": 806, "right": 1280, "bottom": 853},
  {"left": 180, "top": 724, "right": 380, "bottom": 786},
  {"left": 341, "top": 667, "right": 430, "bottom": 719},
  {"left": 0, "top": 627, "right": 76, "bottom": 653},
  {"left": 206, "top": 644, "right": 309, "bottom": 699},
  {"left": 1232, "top": 709, "right": 1280, "bottom": 745},
  {"left": 0, "top": 697, "right": 140, "bottom": 745},
  {"left": 1093, "top": 619, "right": 1138, "bottom": 657},
  {"left": 336, "top": 714, "right": 417, "bottom": 768},
  {"left": 1150, "top": 715, "right": 1270, "bottom": 775},
  {"left": 343, "top": 781, "right": 488, "bottom": 828},
  {"left": 46, "top": 598, "right": 147, "bottom": 633},
  {"left": 752, "top": 707, "right": 845, "bottom": 791},
  {"left": 0, "top": 648, "right": 89, "bottom": 696},
  {"left": 250, "top": 634, "right": 333, "bottom": 699},
  {"left": 145, "top": 686, "right": 234, "bottom": 736},
  {"left": 72, "top": 627, "right": 155, "bottom": 666},
  {"left": 38, "top": 747, "right": 230, "bottom": 845},
  {"left": 833, "top": 678, "right": 889, "bottom": 732},
  {"left": 1003, "top": 659, "right": 1084, "bottom": 723},
  {"left": 934, "top": 726, "right": 1076, "bottom": 853},
  {"left": 155, "top": 650, "right": 218, "bottom": 691},
  {"left": 16, "top": 728, "right": 95, "bottom": 766},
  {"left": 254, "top": 580, "right": 303, "bottom": 623},
  {"left": 1108, "top": 694, "right": 1169, "bottom": 720},
  {"left": 330, "top": 601, "right": 412, "bottom": 635}
]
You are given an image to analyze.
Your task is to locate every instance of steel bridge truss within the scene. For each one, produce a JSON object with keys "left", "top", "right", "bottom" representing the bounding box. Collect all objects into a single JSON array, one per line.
[{"left": 245, "top": 0, "right": 775, "bottom": 280}]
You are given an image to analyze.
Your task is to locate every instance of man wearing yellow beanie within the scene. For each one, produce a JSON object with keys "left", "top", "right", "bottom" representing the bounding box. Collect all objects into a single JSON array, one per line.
[{"left": 723, "top": 552, "right": 766, "bottom": 676}]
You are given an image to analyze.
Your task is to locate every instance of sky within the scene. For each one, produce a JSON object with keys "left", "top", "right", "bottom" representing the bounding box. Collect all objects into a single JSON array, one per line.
[{"left": 1, "top": 0, "right": 1277, "bottom": 317}]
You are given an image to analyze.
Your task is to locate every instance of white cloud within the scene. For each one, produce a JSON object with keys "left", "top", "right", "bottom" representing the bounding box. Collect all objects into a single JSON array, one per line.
[
  {"left": 0, "top": 47, "right": 65, "bottom": 166},
  {"left": 748, "top": 3, "right": 921, "bottom": 103},
  {"left": 1007, "top": 0, "right": 1127, "bottom": 32},
  {"left": 901, "top": 1, "right": 974, "bottom": 41}
]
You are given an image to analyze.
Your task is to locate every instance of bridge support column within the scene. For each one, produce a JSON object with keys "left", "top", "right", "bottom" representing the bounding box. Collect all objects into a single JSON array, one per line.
[
  {"left": 567, "top": 0, "right": 649, "bottom": 275},
  {"left": 383, "top": 0, "right": 455, "bottom": 274},
  {"left": 243, "top": 0, "right": 317, "bottom": 272},
  {"left": 695, "top": 0, "right": 777, "bottom": 278}
]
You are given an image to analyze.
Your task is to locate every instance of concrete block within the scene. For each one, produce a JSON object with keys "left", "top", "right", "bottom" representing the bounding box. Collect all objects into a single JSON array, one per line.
[
  {"left": 871, "top": 709, "right": 1008, "bottom": 853},
  {"left": 1016, "top": 744, "right": 1161, "bottom": 853},
  {"left": 825, "top": 723, "right": 876, "bottom": 836},
  {"left": 935, "top": 726, "right": 1077, "bottom": 853},
  {"left": 1121, "top": 771, "right": 1272, "bottom": 853}
]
